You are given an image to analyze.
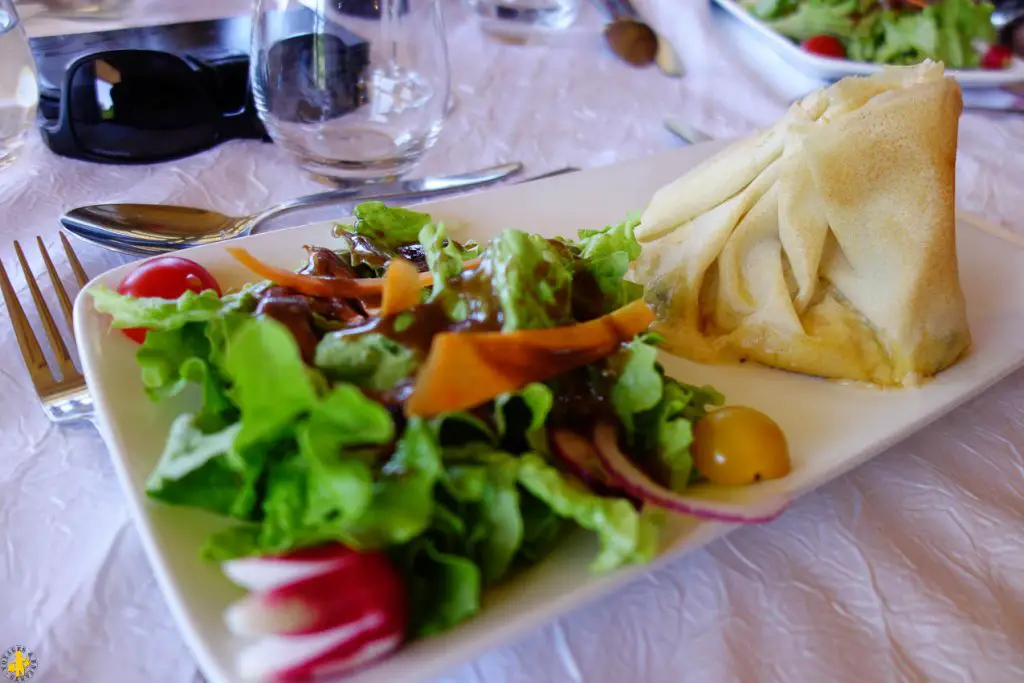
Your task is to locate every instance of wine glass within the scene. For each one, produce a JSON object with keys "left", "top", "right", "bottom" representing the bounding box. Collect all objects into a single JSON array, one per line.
[
  {"left": 251, "top": 0, "right": 451, "bottom": 182},
  {"left": 0, "top": 0, "right": 37, "bottom": 169}
]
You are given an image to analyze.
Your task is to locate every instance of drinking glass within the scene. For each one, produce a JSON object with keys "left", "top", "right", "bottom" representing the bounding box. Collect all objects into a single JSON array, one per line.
[
  {"left": 19, "top": 0, "right": 129, "bottom": 19},
  {"left": 473, "top": 0, "right": 579, "bottom": 37},
  {"left": 251, "top": 0, "right": 450, "bottom": 181},
  {"left": 0, "top": 0, "right": 37, "bottom": 169}
]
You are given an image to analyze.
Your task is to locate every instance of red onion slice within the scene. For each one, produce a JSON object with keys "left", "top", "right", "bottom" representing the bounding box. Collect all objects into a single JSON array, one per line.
[
  {"left": 550, "top": 428, "right": 621, "bottom": 492},
  {"left": 592, "top": 422, "right": 790, "bottom": 524}
]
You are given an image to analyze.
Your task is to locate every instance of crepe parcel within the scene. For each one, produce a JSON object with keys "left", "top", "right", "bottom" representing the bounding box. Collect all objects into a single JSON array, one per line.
[{"left": 635, "top": 61, "right": 970, "bottom": 387}]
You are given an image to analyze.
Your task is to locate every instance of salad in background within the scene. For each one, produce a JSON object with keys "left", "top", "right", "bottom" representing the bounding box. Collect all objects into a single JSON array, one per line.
[
  {"left": 746, "top": 0, "right": 1013, "bottom": 68},
  {"left": 90, "top": 203, "right": 791, "bottom": 681}
]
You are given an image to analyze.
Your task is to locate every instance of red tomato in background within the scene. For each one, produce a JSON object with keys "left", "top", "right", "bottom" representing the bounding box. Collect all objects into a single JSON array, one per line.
[
  {"left": 980, "top": 45, "right": 1013, "bottom": 70},
  {"left": 117, "top": 256, "right": 221, "bottom": 343},
  {"left": 801, "top": 35, "right": 846, "bottom": 59}
]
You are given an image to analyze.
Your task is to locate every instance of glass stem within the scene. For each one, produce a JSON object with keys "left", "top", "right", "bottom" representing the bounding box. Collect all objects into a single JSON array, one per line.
[{"left": 381, "top": 0, "right": 401, "bottom": 75}]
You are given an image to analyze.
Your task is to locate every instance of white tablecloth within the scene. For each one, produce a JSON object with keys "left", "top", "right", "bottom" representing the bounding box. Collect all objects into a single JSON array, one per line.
[{"left": 3, "top": 1, "right": 1024, "bottom": 682}]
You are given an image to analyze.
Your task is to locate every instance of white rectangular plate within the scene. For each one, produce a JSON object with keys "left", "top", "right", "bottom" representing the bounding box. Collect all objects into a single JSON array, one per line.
[
  {"left": 713, "top": 0, "right": 1024, "bottom": 86},
  {"left": 74, "top": 141, "right": 1024, "bottom": 683}
]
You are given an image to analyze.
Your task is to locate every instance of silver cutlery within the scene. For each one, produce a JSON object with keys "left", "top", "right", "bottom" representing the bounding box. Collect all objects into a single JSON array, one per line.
[
  {"left": 664, "top": 118, "right": 714, "bottom": 144},
  {"left": 0, "top": 233, "right": 93, "bottom": 423},
  {"left": 61, "top": 162, "right": 524, "bottom": 256},
  {"left": 594, "top": 0, "right": 684, "bottom": 77},
  {"left": 63, "top": 166, "right": 581, "bottom": 256}
]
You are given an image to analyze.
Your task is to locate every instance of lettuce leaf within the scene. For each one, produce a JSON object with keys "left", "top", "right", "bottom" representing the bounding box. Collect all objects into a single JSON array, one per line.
[
  {"left": 136, "top": 323, "right": 233, "bottom": 422},
  {"left": 495, "top": 382, "right": 553, "bottom": 453},
  {"left": 395, "top": 535, "right": 481, "bottom": 637},
  {"left": 516, "top": 453, "right": 655, "bottom": 571},
  {"left": 611, "top": 338, "right": 723, "bottom": 488},
  {"left": 486, "top": 229, "right": 574, "bottom": 332},
  {"left": 767, "top": 0, "right": 857, "bottom": 41},
  {"left": 225, "top": 317, "right": 320, "bottom": 449},
  {"left": 144, "top": 415, "right": 255, "bottom": 518},
  {"left": 90, "top": 286, "right": 256, "bottom": 330},
  {"left": 341, "top": 417, "right": 444, "bottom": 547},
  {"left": 299, "top": 383, "right": 395, "bottom": 533},
  {"left": 350, "top": 202, "right": 433, "bottom": 249},
  {"left": 442, "top": 454, "right": 524, "bottom": 585},
  {"left": 314, "top": 332, "right": 418, "bottom": 393},
  {"left": 420, "top": 222, "right": 481, "bottom": 297}
]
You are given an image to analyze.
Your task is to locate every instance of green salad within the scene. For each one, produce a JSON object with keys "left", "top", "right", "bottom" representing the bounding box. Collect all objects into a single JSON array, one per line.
[
  {"left": 91, "top": 203, "right": 739, "bottom": 638},
  {"left": 748, "top": 0, "right": 999, "bottom": 68}
]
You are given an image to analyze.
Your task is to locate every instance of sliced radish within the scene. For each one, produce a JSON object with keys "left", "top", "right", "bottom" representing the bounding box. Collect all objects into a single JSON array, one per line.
[
  {"left": 223, "top": 545, "right": 358, "bottom": 592},
  {"left": 222, "top": 544, "right": 408, "bottom": 682},
  {"left": 549, "top": 428, "right": 620, "bottom": 491},
  {"left": 236, "top": 612, "right": 403, "bottom": 682},
  {"left": 592, "top": 422, "right": 791, "bottom": 524},
  {"left": 225, "top": 553, "right": 406, "bottom": 637}
]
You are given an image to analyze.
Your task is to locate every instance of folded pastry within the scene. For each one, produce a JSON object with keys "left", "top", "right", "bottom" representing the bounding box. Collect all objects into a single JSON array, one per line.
[{"left": 635, "top": 62, "right": 970, "bottom": 387}]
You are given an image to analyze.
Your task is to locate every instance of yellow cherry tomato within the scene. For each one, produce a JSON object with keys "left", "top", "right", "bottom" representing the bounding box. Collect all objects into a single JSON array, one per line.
[{"left": 692, "top": 406, "right": 791, "bottom": 486}]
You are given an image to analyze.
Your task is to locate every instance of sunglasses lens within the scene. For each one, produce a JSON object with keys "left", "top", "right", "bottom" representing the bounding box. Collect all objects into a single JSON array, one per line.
[{"left": 67, "top": 52, "right": 218, "bottom": 159}]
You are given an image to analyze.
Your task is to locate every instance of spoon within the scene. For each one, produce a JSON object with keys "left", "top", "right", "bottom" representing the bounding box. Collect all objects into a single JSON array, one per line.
[
  {"left": 596, "top": 0, "right": 684, "bottom": 76},
  {"left": 60, "top": 162, "right": 523, "bottom": 256},
  {"left": 64, "top": 166, "right": 582, "bottom": 256}
]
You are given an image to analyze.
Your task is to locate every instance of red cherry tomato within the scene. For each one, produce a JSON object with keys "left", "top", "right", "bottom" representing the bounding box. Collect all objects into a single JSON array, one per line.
[
  {"left": 116, "top": 256, "right": 221, "bottom": 343},
  {"left": 981, "top": 44, "right": 1013, "bottom": 70},
  {"left": 801, "top": 35, "right": 846, "bottom": 59}
]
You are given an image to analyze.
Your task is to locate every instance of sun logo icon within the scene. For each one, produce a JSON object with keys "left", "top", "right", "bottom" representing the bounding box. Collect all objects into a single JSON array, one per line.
[{"left": 1, "top": 646, "right": 37, "bottom": 682}]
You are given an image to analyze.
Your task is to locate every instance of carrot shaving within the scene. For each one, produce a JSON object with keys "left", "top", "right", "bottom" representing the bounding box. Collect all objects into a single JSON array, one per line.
[
  {"left": 405, "top": 299, "right": 655, "bottom": 417},
  {"left": 380, "top": 258, "right": 423, "bottom": 317},
  {"left": 227, "top": 248, "right": 484, "bottom": 300}
]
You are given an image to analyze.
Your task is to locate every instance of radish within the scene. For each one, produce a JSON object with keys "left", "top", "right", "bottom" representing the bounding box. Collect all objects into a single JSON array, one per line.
[{"left": 222, "top": 544, "right": 407, "bottom": 681}]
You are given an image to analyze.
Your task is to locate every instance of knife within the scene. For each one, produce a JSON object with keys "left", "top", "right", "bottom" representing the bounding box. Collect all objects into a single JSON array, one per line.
[{"left": 664, "top": 118, "right": 714, "bottom": 144}]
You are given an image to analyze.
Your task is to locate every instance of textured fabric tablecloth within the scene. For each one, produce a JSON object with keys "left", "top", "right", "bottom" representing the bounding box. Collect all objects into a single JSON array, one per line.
[{"left": 2, "top": 1, "right": 1024, "bottom": 681}]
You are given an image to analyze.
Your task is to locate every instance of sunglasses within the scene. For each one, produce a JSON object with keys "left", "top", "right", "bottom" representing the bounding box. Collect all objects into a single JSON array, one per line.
[{"left": 39, "top": 48, "right": 269, "bottom": 164}]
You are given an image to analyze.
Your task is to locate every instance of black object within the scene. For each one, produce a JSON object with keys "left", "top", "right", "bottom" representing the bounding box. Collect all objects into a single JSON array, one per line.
[
  {"left": 30, "top": 15, "right": 255, "bottom": 100},
  {"left": 31, "top": 15, "right": 270, "bottom": 164},
  {"left": 262, "top": 32, "right": 370, "bottom": 124},
  {"left": 39, "top": 48, "right": 267, "bottom": 164}
]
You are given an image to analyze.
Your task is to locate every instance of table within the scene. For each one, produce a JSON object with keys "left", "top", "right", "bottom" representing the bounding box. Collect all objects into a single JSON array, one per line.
[{"left": 3, "top": 1, "right": 1024, "bottom": 682}]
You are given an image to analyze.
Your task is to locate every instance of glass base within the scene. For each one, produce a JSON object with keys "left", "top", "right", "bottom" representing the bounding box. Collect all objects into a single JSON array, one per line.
[
  {"left": 295, "top": 153, "right": 423, "bottom": 183},
  {"left": 475, "top": 0, "right": 579, "bottom": 38}
]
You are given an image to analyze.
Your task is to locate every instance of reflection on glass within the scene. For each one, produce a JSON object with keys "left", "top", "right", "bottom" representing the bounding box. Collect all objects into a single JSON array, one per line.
[{"left": 251, "top": 1, "right": 450, "bottom": 181}]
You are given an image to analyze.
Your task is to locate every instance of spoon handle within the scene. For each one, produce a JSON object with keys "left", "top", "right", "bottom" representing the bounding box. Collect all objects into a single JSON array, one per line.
[{"left": 247, "top": 162, "right": 523, "bottom": 234}]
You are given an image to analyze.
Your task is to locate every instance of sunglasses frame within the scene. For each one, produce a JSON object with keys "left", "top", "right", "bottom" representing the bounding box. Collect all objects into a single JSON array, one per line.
[{"left": 39, "top": 48, "right": 267, "bottom": 165}]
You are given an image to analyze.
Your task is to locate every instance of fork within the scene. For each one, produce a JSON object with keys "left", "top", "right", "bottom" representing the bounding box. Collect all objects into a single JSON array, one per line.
[{"left": 0, "top": 233, "right": 94, "bottom": 423}]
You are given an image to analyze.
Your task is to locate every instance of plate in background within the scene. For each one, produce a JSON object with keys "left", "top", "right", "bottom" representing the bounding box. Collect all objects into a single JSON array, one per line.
[{"left": 713, "top": 0, "right": 1024, "bottom": 86}]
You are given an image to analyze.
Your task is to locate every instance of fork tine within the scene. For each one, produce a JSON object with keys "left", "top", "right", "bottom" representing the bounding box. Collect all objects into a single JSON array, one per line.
[
  {"left": 14, "top": 241, "right": 79, "bottom": 381},
  {"left": 0, "top": 254, "right": 53, "bottom": 392},
  {"left": 38, "top": 237, "right": 74, "bottom": 331},
  {"left": 60, "top": 232, "right": 89, "bottom": 288}
]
